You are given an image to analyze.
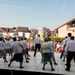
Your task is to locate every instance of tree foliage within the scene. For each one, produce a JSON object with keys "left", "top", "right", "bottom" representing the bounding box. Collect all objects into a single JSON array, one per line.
[{"left": 13, "top": 27, "right": 16, "bottom": 30}]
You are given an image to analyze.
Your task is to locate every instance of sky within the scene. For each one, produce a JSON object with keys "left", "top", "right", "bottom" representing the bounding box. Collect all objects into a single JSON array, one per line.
[{"left": 0, "top": 0, "right": 75, "bottom": 31}]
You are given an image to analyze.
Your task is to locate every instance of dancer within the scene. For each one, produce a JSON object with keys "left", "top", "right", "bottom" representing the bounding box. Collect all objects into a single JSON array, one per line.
[
  {"left": 65, "top": 36, "right": 75, "bottom": 71},
  {"left": 48, "top": 38, "right": 58, "bottom": 65},
  {"left": 20, "top": 37, "right": 29, "bottom": 63},
  {"left": 40, "top": 38, "right": 55, "bottom": 71},
  {"left": 0, "top": 37, "right": 5, "bottom": 58},
  {"left": 33, "top": 34, "right": 41, "bottom": 57},
  {"left": 8, "top": 37, "right": 24, "bottom": 68}
]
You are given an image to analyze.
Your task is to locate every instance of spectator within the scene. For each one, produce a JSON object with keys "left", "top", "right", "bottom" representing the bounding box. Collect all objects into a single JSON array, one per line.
[{"left": 56, "top": 42, "right": 61, "bottom": 53}]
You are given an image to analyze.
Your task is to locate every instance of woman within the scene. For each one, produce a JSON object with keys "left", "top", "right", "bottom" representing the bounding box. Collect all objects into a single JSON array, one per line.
[
  {"left": 5, "top": 38, "right": 12, "bottom": 62},
  {"left": 0, "top": 37, "right": 5, "bottom": 58},
  {"left": 8, "top": 37, "right": 24, "bottom": 68},
  {"left": 40, "top": 38, "right": 55, "bottom": 71}
]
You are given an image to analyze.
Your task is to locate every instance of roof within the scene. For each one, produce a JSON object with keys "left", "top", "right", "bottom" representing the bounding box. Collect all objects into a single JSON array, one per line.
[
  {"left": 1, "top": 27, "right": 15, "bottom": 32},
  {"left": 54, "top": 17, "right": 75, "bottom": 30},
  {"left": 17, "top": 27, "right": 29, "bottom": 32},
  {"left": 0, "top": 27, "right": 3, "bottom": 31}
]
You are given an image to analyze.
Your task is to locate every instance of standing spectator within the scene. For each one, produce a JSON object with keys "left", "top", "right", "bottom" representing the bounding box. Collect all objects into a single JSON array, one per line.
[
  {"left": 33, "top": 34, "right": 41, "bottom": 57},
  {"left": 8, "top": 37, "right": 24, "bottom": 68},
  {"left": 40, "top": 38, "right": 55, "bottom": 71},
  {"left": 65, "top": 36, "right": 75, "bottom": 71},
  {"left": 0, "top": 37, "right": 5, "bottom": 58}
]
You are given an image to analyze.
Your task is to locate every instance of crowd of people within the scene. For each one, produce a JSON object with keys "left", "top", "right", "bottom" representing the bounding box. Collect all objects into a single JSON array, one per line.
[{"left": 0, "top": 32, "right": 75, "bottom": 72}]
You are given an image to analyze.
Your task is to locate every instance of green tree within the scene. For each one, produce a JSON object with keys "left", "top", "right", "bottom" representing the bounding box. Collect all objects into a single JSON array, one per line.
[
  {"left": 13, "top": 27, "right": 16, "bottom": 30},
  {"left": 34, "top": 30, "right": 38, "bottom": 34},
  {"left": 46, "top": 30, "right": 51, "bottom": 37}
]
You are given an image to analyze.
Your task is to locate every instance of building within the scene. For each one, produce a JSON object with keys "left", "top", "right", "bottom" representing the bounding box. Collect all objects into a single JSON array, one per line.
[
  {"left": 54, "top": 17, "right": 75, "bottom": 37},
  {"left": 0, "top": 27, "right": 16, "bottom": 38}
]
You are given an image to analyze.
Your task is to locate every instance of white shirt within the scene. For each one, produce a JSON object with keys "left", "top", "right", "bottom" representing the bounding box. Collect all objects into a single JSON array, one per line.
[
  {"left": 65, "top": 40, "right": 75, "bottom": 55},
  {"left": 5, "top": 41, "right": 12, "bottom": 49},
  {"left": 20, "top": 40, "right": 28, "bottom": 50},
  {"left": 40, "top": 42, "right": 52, "bottom": 53},
  {"left": 48, "top": 41, "right": 56, "bottom": 52},
  {"left": 64, "top": 37, "right": 71, "bottom": 51},
  {"left": 12, "top": 41, "right": 22, "bottom": 54},
  {"left": 10, "top": 39, "right": 14, "bottom": 45},
  {"left": 33, "top": 37, "right": 41, "bottom": 44},
  {"left": 0, "top": 41, "right": 5, "bottom": 50},
  {"left": 64, "top": 37, "right": 71, "bottom": 45},
  {"left": 56, "top": 44, "right": 60, "bottom": 48},
  {"left": 60, "top": 39, "right": 65, "bottom": 47}
]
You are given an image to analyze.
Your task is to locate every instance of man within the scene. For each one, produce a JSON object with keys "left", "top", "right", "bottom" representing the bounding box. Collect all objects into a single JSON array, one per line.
[
  {"left": 65, "top": 36, "right": 75, "bottom": 71},
  {"left": 63, "top": 33, "right": 72, "bottom": 65},
  {"left": 33, "top": 34, "right": 41, "bottom": 57}
]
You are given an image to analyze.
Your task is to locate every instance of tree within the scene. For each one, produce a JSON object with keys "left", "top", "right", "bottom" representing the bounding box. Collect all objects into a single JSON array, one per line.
[
  {"left": 34, "top": 30, "right": 38, "bottom": 34},
  {"left": 13, "top": 27, "right": 16, "bottom": 30},
  {"left": 46, "top": 30, "right": 51, "bottom": 37}
]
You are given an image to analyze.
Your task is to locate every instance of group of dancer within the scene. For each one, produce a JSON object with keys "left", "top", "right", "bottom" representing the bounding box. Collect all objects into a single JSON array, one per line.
[
  {"left": 0, "top": 33, "right": 75, "bottom": 71},
  {"left": 0, "top": 36, "right": 30, "bottom": 68}
]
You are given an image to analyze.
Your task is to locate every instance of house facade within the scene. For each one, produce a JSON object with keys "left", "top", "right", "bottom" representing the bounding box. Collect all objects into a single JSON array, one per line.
[{"left": 54, "top": 17, "right": 75, "bottom": 37}]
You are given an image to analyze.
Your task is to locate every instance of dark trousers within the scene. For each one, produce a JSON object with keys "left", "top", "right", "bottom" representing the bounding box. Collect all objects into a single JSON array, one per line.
[
  {"left": 66, "top": 51, "right": 75, "bottom": 70},
  {"left": 34, "top": 43, "right": 41, "bottom": 57},
  {"left": 60, "top": 51, "right": 64, "bottom": 59}
]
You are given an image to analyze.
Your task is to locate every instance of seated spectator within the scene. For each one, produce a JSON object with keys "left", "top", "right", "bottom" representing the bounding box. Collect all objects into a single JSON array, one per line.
[
  {"left": 29, "top": 42, "right": 34, "bottom": 51},
  {"left": 56, "top": 42, "right": 61, "bottom": 53},
  {"left": 27, "top": 41, "right": 30, "bottom": 50},
  {"left": 58, "top": 46, "right": 63, "bottom": 53}
]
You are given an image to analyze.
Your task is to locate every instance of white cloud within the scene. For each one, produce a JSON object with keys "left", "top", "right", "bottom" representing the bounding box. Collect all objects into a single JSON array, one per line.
[
  {"left": 67, "top": 7, "right": 74, "bottom": 15},
  {"left": 61, "top": 2, "right": 66, "bottom": 13},
  {"left": 0, "top": 4, "right": 32, "bottom": 9}
]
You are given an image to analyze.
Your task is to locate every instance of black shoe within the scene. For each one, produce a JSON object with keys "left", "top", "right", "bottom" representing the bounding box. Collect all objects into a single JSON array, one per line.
[
  {"left": 63, "top": 60, "right": 65, "bottom": 61},
  {"left": 26, "top": 61, "right": 29, "bottom": 63},
  {"left": 28, "top": 55, "right": 30, "bottom": 57},
  {"left": 65, "top": 68, "right": 70, "bottom": 71},
  {"left": 8, "top": 64, "right": 10, "bottom": 67},
  {"left": 42, "top": 67, "right": 45, "bottom": 70},
  {"left": 54, "top": 63, "right": 58, "bottom": 65},
  {"left": 51, "top": 68, "right": 55, "bottom": 71},
  {"left": 4, "top": 60, "right": 8, "bottom": 63},
  {"left": 20, "top": 66, "right": 24, "bottom": 69},
  {"left": 27, "top": 58, "right": 30, "bottom": 60},
  {"left": 60, "top": 57, "right": 62, "bottom": 59}
]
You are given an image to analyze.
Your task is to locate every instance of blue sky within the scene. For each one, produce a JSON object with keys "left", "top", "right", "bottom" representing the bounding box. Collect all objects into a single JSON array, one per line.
[{"left": 0, "top": 0, "right": 75, "bottom": 31}]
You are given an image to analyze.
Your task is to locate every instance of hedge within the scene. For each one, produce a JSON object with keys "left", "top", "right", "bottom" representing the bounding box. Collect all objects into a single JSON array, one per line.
[{"left": 51, "top": 37, "right": 65, "bottom": 43}]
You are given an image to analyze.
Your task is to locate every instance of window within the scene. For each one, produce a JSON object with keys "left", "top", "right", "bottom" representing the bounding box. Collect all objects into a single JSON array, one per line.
[{"left": 72, "top": 20, "right": 75, "bottom": 27}]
